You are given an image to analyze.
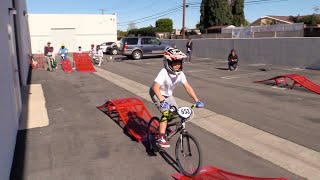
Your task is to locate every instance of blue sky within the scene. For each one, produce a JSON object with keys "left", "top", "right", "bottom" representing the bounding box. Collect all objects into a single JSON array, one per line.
[{"left": 27, "top": 0, "right": 319, "bottom": 31}]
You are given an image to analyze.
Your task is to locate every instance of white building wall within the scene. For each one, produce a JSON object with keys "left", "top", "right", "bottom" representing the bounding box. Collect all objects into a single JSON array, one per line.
[
  {"left": 0, "top": 0, "right": 30, "bottom": 179},
  {"left": 29, "top": 14, "right": 117, "bottom": 53}
]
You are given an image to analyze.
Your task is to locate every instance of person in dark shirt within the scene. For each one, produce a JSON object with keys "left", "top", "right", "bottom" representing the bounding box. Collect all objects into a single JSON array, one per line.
[
  {"left": 185, "top": 38, "right": 193, "bottom": 63},
  {"left": 228, "top": 49, "right": 238, "bottom": 71},
  {"left": 44, "top": 41, "right": 54, "bottom": 71}
]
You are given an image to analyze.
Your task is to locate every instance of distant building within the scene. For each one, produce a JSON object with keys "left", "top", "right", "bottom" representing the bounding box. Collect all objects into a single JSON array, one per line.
[
  {"left": 205, "top": 25, "right": 235, "bottom": 33},
  {"left": 28, "top": 14, "right": 117, "bottom": 53},
  {"left": 249, "top": 15, "right": 294, "bottom": 26}
]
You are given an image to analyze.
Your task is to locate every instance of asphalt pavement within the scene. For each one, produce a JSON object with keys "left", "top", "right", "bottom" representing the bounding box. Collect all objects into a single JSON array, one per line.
[{"left": 10, "top": 54, "right": 320, "bottom": 180}]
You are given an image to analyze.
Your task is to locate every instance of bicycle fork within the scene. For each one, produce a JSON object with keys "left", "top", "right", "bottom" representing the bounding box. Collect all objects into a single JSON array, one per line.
[{"left": 179, "top": 130, "right": 192, "bottom": 157}]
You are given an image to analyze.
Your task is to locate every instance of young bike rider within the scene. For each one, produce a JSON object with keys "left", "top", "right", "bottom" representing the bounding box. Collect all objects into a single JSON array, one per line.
[{"left": 149, "top": 46, "right": 204, "bottom": 148}]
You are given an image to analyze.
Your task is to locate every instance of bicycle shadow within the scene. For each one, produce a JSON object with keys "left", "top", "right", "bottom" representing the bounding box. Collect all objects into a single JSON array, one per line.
[{"left": 159, "top": 149, "right": 180, "bottom": 173}]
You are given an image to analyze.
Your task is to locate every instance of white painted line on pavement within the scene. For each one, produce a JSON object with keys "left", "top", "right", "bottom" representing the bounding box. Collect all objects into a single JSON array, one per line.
[
  {"left": 186, "top": 69, "right": 206, "bottom": 73},
  {"left": 271, "top": 86, "right": 286, "bottom": 90},
  {"left": 282, "top": 67, "right": 304, "bottom": 71},
  {"left": 221, "top": 76, "right": 240, "bottom": 79},
  {"left": 193, "top": 58, "right": 210, "bottom": 61},
  {"left": 248, "top": 63, "right": 267, "bottom": 66},
  {"left": 94, "top": 67, "right": 320, "bottom": 180},
  {"left": 221, "top": 72, "right": 268, "bottom": 80}
]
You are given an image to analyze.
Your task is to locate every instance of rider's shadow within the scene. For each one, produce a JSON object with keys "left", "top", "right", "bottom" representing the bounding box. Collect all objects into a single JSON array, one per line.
[{"left": 159, "top": 150, "right": 180, "bottom": 173}]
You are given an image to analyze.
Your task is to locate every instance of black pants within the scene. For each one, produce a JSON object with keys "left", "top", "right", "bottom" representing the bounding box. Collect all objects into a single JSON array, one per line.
[{"left": 228, "top": 61, "right": 237, "bottom": 70}]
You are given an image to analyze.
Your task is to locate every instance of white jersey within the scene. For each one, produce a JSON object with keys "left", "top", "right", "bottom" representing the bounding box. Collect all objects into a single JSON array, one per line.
[{"left": 152, "top": 68, "right": 187, "bottom": 96}]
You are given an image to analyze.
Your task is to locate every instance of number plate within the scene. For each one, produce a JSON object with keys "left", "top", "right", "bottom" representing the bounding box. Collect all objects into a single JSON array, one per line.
[{"left": 177, "top": 107, "right": 192, "bottom": 119}]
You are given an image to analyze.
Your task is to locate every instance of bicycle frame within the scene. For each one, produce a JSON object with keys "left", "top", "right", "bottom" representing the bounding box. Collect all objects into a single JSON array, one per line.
[{"left": 165, "top": 106, "right": 193, "bottom": 141}]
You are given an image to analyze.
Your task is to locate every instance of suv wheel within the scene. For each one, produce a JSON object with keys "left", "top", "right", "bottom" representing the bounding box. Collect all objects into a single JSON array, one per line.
[
  {"left": 111, "top": 49, "right": 118, "bottom": 55},
  {"left": 132, "top": 50, "right": 142, "bottom": 60}
]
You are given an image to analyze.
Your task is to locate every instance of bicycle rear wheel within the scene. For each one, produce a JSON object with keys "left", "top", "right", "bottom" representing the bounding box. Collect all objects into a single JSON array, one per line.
[
  {"left": 147, "top": 117, "right": 160, "bottom": 152},
  {"left": 175, "top": 133, "right": 202, "bottom": 177}
]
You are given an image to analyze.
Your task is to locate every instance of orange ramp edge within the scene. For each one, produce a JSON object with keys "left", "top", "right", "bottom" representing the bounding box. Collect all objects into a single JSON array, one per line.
[
  {"left": 97, "top": 97, "right": 153, "bottom": 142},
  {"left": 172, "top": 166, "right": 288, "bottom": 180}
]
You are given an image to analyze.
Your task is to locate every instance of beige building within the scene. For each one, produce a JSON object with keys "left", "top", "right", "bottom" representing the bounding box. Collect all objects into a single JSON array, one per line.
[
  {"left": 250, "top": 15, "right": 293, "bottom": 26},
  {"left": 29, "top": 14, "right": 117, "bottom": 53}
]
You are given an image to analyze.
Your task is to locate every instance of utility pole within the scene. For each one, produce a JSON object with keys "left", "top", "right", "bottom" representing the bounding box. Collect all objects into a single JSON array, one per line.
[
  {"left": 182, "top": 0, "right": 186, "bottom": 39},
  {"left": 98, "top": 8, "right": 107, "bottom": 14}
]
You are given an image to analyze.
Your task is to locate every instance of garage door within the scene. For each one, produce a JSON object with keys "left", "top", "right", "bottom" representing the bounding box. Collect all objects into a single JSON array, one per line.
[{"left": 51, "top": 28, "right": 76, "bottom": 52}]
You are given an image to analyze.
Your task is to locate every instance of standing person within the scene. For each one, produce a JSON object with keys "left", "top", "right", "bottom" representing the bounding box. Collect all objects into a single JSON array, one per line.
[
  {"left": 89, "top": 44, "right": 96, "bottom": 63},
  {"left": 77, "top": 46, "right": 82, "bottom": 53},
  {"left": 228, "top": 49, "right": 238, "bottom": 71},
  {"left": 94, "top": 45, "right": 104, "bottom": 66},
  {"left": 186, "top": 38, "right": 193, "bottom": 63},
  {"left": 58, "top": 44, "right": 68, "bottom": 60},
  {"left": 149, "top": 47, "right": 204, "bottom": 148},
  {"left": 44, "top": 41, "right": 54, "bottom": 71}
]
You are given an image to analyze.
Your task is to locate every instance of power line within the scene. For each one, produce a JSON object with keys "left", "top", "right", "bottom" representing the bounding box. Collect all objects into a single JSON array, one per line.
[
  {"left": 117, "top": 0, "right": 289, "bottom": 27},
  {"left": 118, "top": 8, "right": 183, "bottom": 26},
  {"left": 117, "top": 6, "right": 183, "bottom": 25}
]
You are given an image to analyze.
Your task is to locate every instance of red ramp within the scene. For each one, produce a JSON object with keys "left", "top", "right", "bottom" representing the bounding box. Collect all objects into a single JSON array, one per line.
[
  {"left": 172, "top": 166, "right": 287, "bottom": 180},
  {"left": 61, "top": 60, "right": 74, "bottom": 73},
  {"left": 30, "top": 53, "right": 45, "bottom": 69},
  {"left": 254, "top": 74, "right": 320, "bottom": 95},
  {"left": 73, "top": 53, "right": 96, "bottom": 72},
  {"left": 97, "top": 97, "right": 152, "bottom": 142}
]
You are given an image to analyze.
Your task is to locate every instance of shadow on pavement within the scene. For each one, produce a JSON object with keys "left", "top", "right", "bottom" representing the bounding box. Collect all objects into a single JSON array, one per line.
[{"left": 10, "top": 67, "right": 33, "bottom": 180}]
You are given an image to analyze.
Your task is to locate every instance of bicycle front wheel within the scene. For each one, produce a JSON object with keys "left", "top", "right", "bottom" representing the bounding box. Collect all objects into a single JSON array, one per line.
[{"left": 175, "top": 133, "right": 202, "bottom": 177}]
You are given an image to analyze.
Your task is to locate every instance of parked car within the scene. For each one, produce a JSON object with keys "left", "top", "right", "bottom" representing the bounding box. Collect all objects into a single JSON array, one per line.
[
  {"left": 118, "top": 36, "right": 174, "bottom": 60},
  {"left": 106, "top": 44, "right": 119, "bottom": 55},
  {"left": 99, "top": 42, "right": 117, "bottom": 54}
]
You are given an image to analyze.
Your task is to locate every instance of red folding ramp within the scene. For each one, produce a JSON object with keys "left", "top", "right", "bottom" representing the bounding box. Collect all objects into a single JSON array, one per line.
[
  {"left": 172, "top": 166, "right": 287, "bottom": 180},
  {"left": 254, "top": 74, "right": 320, "bottom": 95},
  {"left": 97, "top": 97, "right": 153, "bottom": 142},
  {"left": 73, "top": 53, "right": 96, "bottom": 72},
  {"left": 61, "top": 60, "right": 74, "bottom": 73},
  {"left": 30, "top": 53, "right": 45, "bottom": 69}
]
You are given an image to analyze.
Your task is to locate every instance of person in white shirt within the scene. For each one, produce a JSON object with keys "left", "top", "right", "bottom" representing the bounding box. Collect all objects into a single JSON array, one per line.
[
  {"left": 149, "top": 47, "right": 204, "bottom": 148},
  {"left": 93, "top": 45, "right": 104, "bottom": 66}
]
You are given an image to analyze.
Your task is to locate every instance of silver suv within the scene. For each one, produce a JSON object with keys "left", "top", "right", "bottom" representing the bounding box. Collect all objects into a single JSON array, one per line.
[{"left": 119, "top": 36, "right": 173, "bottom": 60}]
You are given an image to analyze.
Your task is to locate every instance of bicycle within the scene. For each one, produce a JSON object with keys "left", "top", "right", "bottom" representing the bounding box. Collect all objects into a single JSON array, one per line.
[{"left": 147, "top": 104, "right": 202, "bottom": 177}]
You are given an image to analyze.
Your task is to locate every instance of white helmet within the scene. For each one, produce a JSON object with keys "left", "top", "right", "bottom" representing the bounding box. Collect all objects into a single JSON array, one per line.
[{"left": 163, "top": 47, "right": 187, "bottom": 75}]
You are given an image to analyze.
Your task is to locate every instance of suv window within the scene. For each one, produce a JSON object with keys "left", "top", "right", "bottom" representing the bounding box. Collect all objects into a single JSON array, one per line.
[
  {"left": 122, "top": 38, "right": 138, "bottom": 45},
  {"left": 150, "top": 38, "right": 160, "bottom": 45},
  {"left": 141, "top": 38, "right": 152, "bottom": 45}
]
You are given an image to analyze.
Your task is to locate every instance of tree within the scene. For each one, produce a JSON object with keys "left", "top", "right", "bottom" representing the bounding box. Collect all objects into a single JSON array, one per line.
[
  {"left": 313, "top": 6, "right": 319, "bottom": 14},
  {"left": 155, "top": 18, "right": 173, "bottom": 32},
  {"left": 289, "top": 15, "right": 300, "bottom": 23},
  {"left": 300, "top": 14, "right": 320, "bottom": 26},
  {"left": 117, "top": 30, "right": 128, "bottom": 39},
  {"left": 231, "top": 0, "right": 246, "bottom": 26},
  {"left": 127, "top": 21, "right": 137, "bottom": 31},
  {"left": 199, "top": 0, "right": 233, "bottom": 30},
  {"left": 127, "top": 27, "right": 156, "bottom": 36}
]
